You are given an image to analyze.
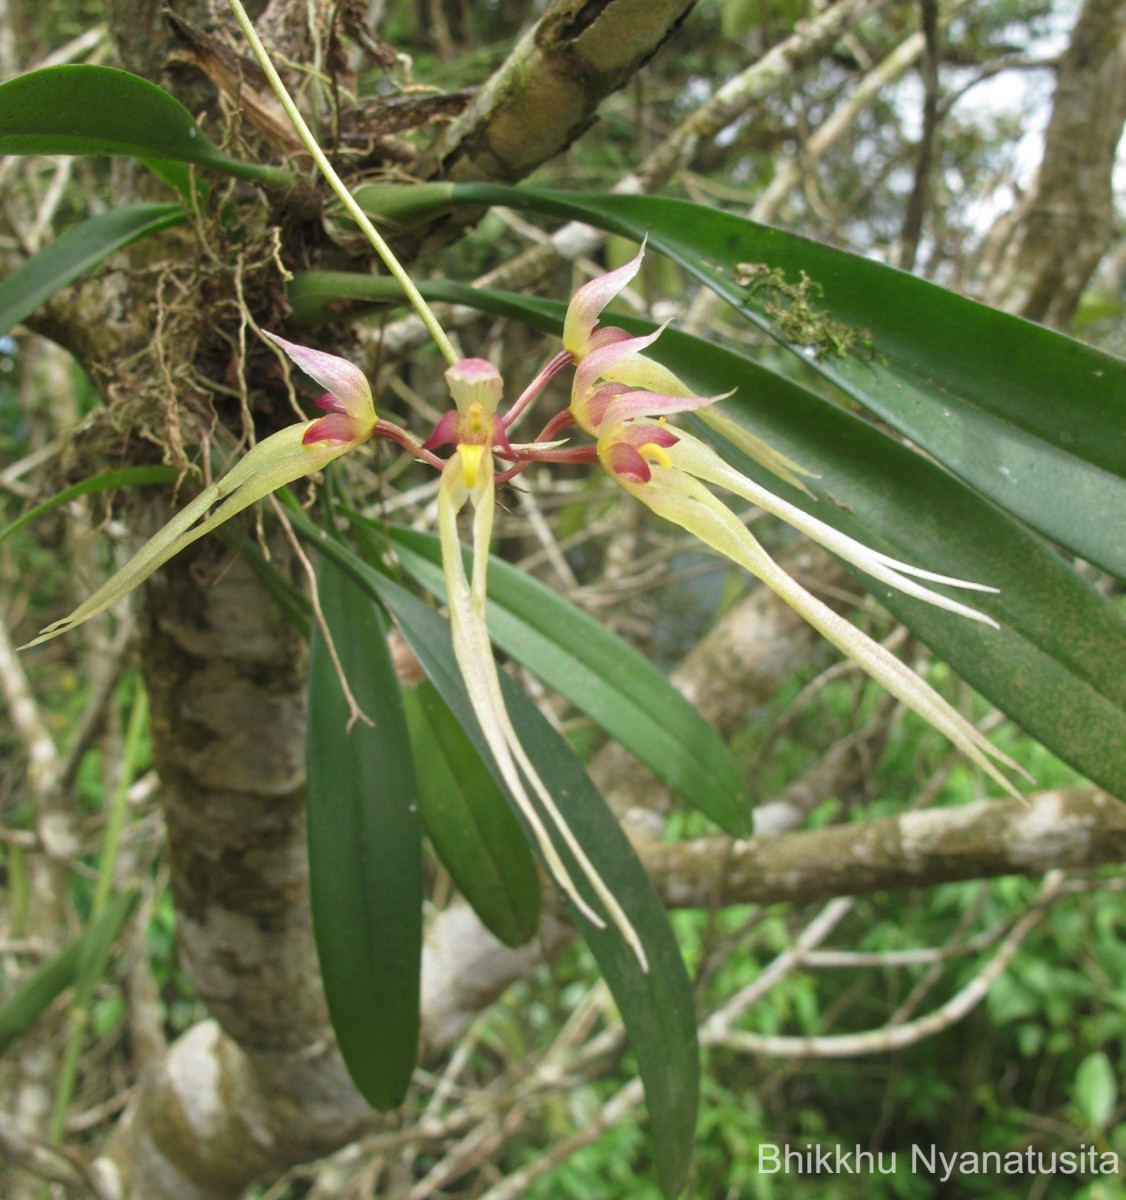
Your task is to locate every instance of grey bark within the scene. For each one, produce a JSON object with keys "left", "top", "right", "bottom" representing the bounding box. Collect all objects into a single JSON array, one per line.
[{"left": 425, "top": 0, "right": 697, "bottom": 183}]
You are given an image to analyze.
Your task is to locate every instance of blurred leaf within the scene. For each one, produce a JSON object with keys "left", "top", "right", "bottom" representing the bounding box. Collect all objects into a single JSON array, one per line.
[
  {"left": 446, "top": 186, "right": 1126, "bottom": 580},
  {"left": 0, "top": 890, "right": 138, "bottom": 1056},
  {"left": 0, "top": 65, "right": 291, "bottom": 187},
  {"left": 1074, "top": 1051, "right": 1117, "bottom": 1130},
  {"left": 307, "top": 558, "right": 422, "bottom": 1111},
  {"left": 379, "top": 520, "right": 752, "bottom": 837},
  {"left": 0, "top": 466, "right": 180, "bottom": 547},
  {"left": 0, "top": 204, "right": 185, "bottom": 335},
  {"left": 287, "top": 508, "right": 699, "bottom": 1199},
  {"left": 402, "top": 679, "right": 541, "bottom": 948}
]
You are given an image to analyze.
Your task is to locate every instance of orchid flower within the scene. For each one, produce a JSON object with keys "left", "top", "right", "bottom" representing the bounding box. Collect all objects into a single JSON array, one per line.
[
  {"left": 564, "top": 245, "right": 816, "bottom": 493},
  {"left": 24, "top": 333, "right": 377, "bottom": 648},
  {"left": 428, "top": 358, "right": 648, "bottom": 968},
  {"left": 560, "top": 248, "right": 1022, "bottom": 795}
]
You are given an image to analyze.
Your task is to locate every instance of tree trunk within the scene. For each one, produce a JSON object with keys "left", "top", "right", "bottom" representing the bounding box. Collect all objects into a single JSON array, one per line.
[{"left": 979, "top": 0, "right": 1126, "bottom": 326}]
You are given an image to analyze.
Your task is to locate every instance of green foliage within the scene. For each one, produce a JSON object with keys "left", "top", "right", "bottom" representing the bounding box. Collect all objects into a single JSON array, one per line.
[
  {"left": 307, "top": 558, "right": 422, "bottom": 1111},
  {"left": 3, "top": 21, "right": 1124, "bottom": 1198},
  {"left": 402, "top": 679, "right": 542, "bottom": 948},
  {"left": 0, "top": 204, "right": 185, "bottom": 336},
  {"left": 287, "top": 506, "right": 700, "bottom": 1200},
  {"left": 301, "top": 263, "right": 1126, "bottom": 800},
  {"left": 0, "top": 65, "right": 291, "bottom": 186},
  {"left": 488, "top": 711, "right": 1117, "bottom": 1199},
  {"left": 447, "top": 186, "right": 1126, "bottom": 582},
  {"left": 382, "top": 520, "right": 753, "bottom": 836},
  {"left": 0, "top": 889, "right": 138, "bottom": 1055}
]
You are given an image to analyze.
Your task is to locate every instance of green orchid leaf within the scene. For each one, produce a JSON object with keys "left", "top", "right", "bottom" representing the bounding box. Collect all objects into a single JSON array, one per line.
[
  {"left": 287, "top": 508, "right": 699, "bottom": 1200},
  {"left": 351, "top": 181, "right": 458, "bottom": 230},
  {"left": 0, "top": 466, "right": 181, "bottom": 548},
  {"left": 445, "top": 185, "right": 1126, "bottom": 581},
  {"left": 0, "top": 204, "right": 185, "bottom": 335},
  {"left": 286, "top": 270, "right": 406, "bottom": 324},
  {"left": 0, "top": 890, "right": 138, "bottom": 1056},
  {"left": 378, "top": 519, "right": 752, "bottom": 837},
  {"left": 326, "top": 274, "right": 1124, "bottom": 797},
  {"left": 0, "top": 65, "right": 291, "bottom": 187},
  {"left": 307, "top": 558, "right": 422, "bottom": 1111},
  {"left": 402, "top": 680, "right": 541, "bottom": 948},
  {"left": 658, "top": 329, "right": 1126, "bottom": 799},
  {"left": 141, "top": 157, "right": 211, "bottom": 206}
]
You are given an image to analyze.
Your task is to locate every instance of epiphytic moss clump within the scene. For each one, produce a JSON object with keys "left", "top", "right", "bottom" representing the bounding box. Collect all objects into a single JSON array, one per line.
[{"left": 735, "top": 262, "right": 879, "bottom": 362}]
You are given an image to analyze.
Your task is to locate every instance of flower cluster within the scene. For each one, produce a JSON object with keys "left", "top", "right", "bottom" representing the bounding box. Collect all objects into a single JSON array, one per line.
[
  {"left": 27, "top": 246, "right": 1019, "bottom": 965},
  {"left": 554, "top": 249, "right": 1018, "bottom": 794}
]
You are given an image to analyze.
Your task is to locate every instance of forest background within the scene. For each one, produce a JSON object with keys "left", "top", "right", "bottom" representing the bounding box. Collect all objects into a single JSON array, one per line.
[{"left": 1, "top": 0, "right": 1125, "bottom": 1197}]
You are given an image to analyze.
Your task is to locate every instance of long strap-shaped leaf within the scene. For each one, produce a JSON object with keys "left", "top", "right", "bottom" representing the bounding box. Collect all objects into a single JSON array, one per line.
[
  {"left": 0, "top": 204, "right": 185, "bottom": 335},
  {"left": 286, "top": 506, "right": 699, "bottom": 1200},
  {"left": 443, "top": 186, "right": 1126, "bottom": 581},
  {"left": 307, "top": 559, "right": 422, "bottom": 1111},
  {"left": 0, "top": 890, "right": 138, "bottom": 1056}
]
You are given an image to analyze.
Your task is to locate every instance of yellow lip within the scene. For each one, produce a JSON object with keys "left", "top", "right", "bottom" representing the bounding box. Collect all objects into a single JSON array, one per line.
[{"left": 458, "top": 443, "right": 486, "bottom": 489}]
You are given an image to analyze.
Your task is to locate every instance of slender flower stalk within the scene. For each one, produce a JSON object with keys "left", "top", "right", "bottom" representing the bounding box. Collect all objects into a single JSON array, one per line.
[
  {"left": 433, "top": 360, "right": 648, "bottom": 968},
  {"left": 226, "top": 0, "right": 457, "bottom": 367}
]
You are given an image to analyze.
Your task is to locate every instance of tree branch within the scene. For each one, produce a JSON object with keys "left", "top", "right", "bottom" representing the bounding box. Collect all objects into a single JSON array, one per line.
[
  {"left": 979, "top": 0, "right": 1126, "bottom": 326},
  {"left": 425, "top": 0, "right": 697, "bottom": 184},
  {"left": 645, "top": 787, "right": 1126, "bottom": 908}
]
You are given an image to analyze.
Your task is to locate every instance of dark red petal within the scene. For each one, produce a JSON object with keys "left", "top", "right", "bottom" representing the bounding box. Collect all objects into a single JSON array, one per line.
[
  {"left": 619, "top": 421, "right": 679, "bottom": 449},
  {"left": 303, "top": 413, "right": 356, "bottom": 446},
  {"left": 586, "top": 383, "right": 632, "bottom": 429},
  {"left": 491, "top": 414, "right": 516, "bottom": 458},
  {"left": 421, "top": 410, "right": 462, "bottom": 451},
  {"left": 604, "top": 442, "right": 651, "bottom": 483}
]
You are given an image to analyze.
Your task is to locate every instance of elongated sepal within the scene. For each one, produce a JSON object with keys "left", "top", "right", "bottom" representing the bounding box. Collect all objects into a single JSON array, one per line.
[
  {"left": 695, "top": 405, "right": 818, "bottom": 496},
  {"left": 618, "top": 467, "right": 1021, "bottom": 794},
  {"left": 562, "top": 245, "right": 645, "bottom": 356},
  {"left": 600, "top": 351, "right": 696, "bottom": 400},
  {"left": 668, "top": 431, "right": 1000, "bottom": 625},
  {"left": 23, "top": 425, "right": 350, "bottom": 648},
  {"left": 437, "top": 457, "right": 648, "bottom": 969}
]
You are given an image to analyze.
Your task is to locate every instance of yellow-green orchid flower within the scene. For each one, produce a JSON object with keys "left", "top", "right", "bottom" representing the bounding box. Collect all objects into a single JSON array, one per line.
[
  {"left": 565, "top": 245, "right": 815, "bottom": 491},
  {"left": 559, "top": 250, "right": 1022, "bottom": 795},
  {"left": 24, "top": 333, "right": 377, "bottom": 648},
  {"left": 431, "top": 358, "right": 648, "bottom": 968}
]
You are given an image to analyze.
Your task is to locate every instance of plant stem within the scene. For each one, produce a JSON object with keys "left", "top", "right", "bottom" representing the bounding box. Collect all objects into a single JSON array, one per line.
[
  {"left": 49, "top": 682, "right": 148, "bottom": 1144},
  {"left": 91, "top": 686, "right": 147, "bottom": 920},
  {"left": 227, "top": 0, "right": 458, "bottom": 366}
]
